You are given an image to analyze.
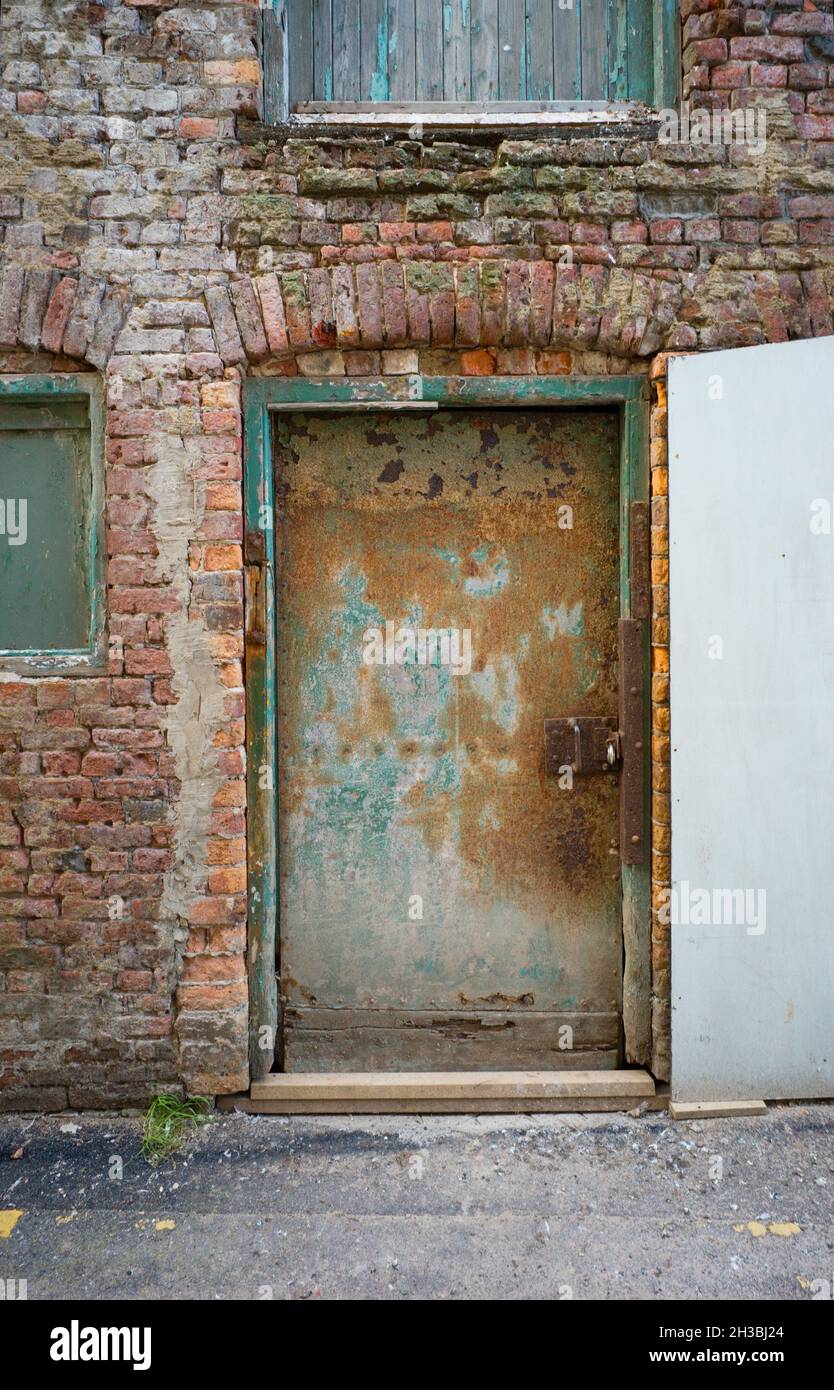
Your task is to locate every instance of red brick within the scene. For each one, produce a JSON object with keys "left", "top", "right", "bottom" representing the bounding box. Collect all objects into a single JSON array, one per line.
[
  {"left": 788, "top": 196, "right": 834, "bottom": 219},
  {"left": 416, "top": 221, "right": 453, "bottom": 243},
  {"left": 230, "top": 278, "right": 268, "bottom": 361},
  {"left": 686, "top": 219, "right": 721, "bottom": 242},
  {"left": 124, "top": 649, "right": 173, "bottom": 677},
  {"left": 799, "top": 219, "right": 834, "bottom": 244},
  {"left": 536, "top": 350, "right": 572, "bottom": 375},
  {"left": 250, "top": 269, "right": 290, "bottom": 347},
  {"left": 711, "top": 62, "right": 748, "bottom": 89},
  {"left": 651, "top": 219, "right": 684, "bottom": 244},
  {"left": 116, "top": 970, "right": 153, "bottom": 992},
  {"left": 730, "top": 37, "right": 805, "bottom": 62},
  {"left": 686, "top": 38, "right": 729, "bottom": 67},
  {"left": 41, "top": 277, "right": 78, "bottom": 353},
  {"left": 379, "top": 222, "right": 415, "bottom": 243},
  {"left": 373, "top": 262, "right": 404, "bottom": 351},
  {"left": 17, "top": 91, "right": 46, "bottom": 114},
  {"left": 750, "top": 62, "right": 788, "bottom": 89},
  {"left": 722, "top": 220, "right": 760, "bottom": 244},
  {"left": 772, "top": 13, "right": 834, "bottom": 37},
  {"left": 612, "top": 221, "right": 649, "bottom": 244},
  {"left": 208, "top": 865, "right": 246, "bottom": 894},
  {"left": 179, "top": 117, "right": 219, "bottom": 140},
  {"left": 190, "top": 895, "right": 242, "bottom": 926},
  {"left": 182, "top": 954, "right": 245, "bottom": 983},
  {"left": 790, "top": 64, "right": 828, "bottom": 92},
  {"left": 41, "top": 753, "right": 81, "bottom": 777},
  {"left": 176, "top": 979, "right": 248, "bottom": 1011},
  {"left": 795, "top": 115, "right": 834, "bottom": 140},
  {"left": 36, "top": 682, "right": 74, "bottom": 711},
  {"left": 341, "top": 223, "right": 378, "bottom": 244},
  {"left": 355, "top": 263, "right": 383, "bottom": 345}
]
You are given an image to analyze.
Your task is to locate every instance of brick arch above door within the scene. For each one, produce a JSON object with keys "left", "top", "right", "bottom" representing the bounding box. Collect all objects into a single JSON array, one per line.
[
  {"left": 199, "top": 263, "right": 834, "bottom": 369},
  {"left": 0, "top": 268, "right": 130, "bottom": 370},
  {"left": 2, "top": 261, "right": 833, "bottom": 373},
  {"left": 201, "top": 263, "right": 685, "bottom": 364}
]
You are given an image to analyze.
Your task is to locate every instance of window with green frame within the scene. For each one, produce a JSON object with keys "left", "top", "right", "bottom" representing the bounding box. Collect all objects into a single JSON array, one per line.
[
  {"left": 0, "top": 377, "right": 106, "bottom": 675},
  {"left": 263, "top": 0, "right": 680, "bottom": 122}
]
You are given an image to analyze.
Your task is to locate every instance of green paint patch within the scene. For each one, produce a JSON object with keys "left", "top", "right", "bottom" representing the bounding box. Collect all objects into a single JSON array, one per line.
[
  {"left": 299, "top": 561, "right": 384, "bottom": 731},
  {"left": 520, "top": 963, "right": 563, "bottom": 983},
  {"left": 471, "top": 656, "right": 520, "bottom": 734},
  {"left": 570, "top": 640, "right": 602, "bottom": 697},
  {"left": 425, "top": 750, "right": 462, "bottom": 797},
  {"left": 370, "top": 14, "right": 390, "bottom": 101},
  {"left": 465, "top": 547, "right": 510, "bottom": 598},
  {"left": 541, "top": 602, "right": 584, "bottom": 640}
]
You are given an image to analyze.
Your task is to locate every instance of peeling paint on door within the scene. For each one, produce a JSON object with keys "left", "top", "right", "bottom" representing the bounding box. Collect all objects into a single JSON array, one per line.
[{"left": 275, "top": 409, "right": 622, "bottom": 1071}]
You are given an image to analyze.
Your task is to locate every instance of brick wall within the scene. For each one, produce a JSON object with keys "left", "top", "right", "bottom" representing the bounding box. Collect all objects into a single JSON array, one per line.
[{"left": 0, "top": 0, "right": 832, "bottom": 1107}]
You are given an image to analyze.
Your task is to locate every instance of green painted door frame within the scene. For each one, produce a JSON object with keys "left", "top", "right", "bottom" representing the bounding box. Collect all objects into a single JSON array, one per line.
[{"left": 244, "top": 373, "right": 651, "bottom": 1079}]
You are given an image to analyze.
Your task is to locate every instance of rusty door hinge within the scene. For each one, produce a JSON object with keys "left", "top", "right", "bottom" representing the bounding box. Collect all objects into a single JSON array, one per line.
[
  {"left": 629, "top": 500, "right": 650, "bottom": 622},
  {"left": 245, "top": 563, "right": 267, "bottom": 650},
  {"left": 618, "top": 617, "right": 646, "bottom": 866},
  {"left": 245, "top": 526, "right": 266, "bottom": 565}
]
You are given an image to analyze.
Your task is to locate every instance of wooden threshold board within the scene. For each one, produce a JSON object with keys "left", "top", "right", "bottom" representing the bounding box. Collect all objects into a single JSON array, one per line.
[{"left": 240, "top": 1069, "right": 655, "bottom": 1115}]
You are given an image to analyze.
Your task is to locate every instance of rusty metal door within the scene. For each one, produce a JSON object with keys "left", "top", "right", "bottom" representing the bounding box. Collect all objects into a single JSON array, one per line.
[{"left": 274, "top": 408, "right": 623, "bottom": 1071}]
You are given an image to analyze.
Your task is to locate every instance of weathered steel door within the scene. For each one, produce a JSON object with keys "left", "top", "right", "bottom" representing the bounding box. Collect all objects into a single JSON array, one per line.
[{"left": 275, "top": 408, "right": 623, "bottom": 1071}]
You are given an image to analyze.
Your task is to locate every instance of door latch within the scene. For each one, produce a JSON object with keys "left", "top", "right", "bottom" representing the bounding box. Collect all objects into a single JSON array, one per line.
[
  {"left": 605, "top": 729, "right": 622, "bottom": 768},
  {"left": 544, "top": 623, "right": 646, "bottom": 866},
  {"left": 544, "top": 716, "right": 621, "bottom": 777}
]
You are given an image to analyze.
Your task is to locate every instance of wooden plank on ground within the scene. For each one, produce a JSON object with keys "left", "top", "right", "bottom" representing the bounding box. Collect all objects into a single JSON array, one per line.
[
  {"left": 670, "top": 1099, "right": 767, "bottom": 1121},
  {"left": 251, "top": 1069, "right": 655, "bottom": 1105}
]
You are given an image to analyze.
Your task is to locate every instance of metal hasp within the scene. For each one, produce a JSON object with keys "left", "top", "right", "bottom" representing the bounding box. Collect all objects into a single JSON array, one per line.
[
  {"left": 544, "top": 716, "right": 620, "bottom": 778},
  {"left": 544, "top": 617, "right": 646, "bottom": 868},
  {"left": 618, "top": 617, "right": 646, "bottom": 867}
]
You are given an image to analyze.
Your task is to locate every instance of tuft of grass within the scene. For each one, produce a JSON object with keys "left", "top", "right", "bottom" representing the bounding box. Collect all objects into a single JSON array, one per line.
[{"left": 141, "top": 1093, "right": 213, "bottom": 1165}]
